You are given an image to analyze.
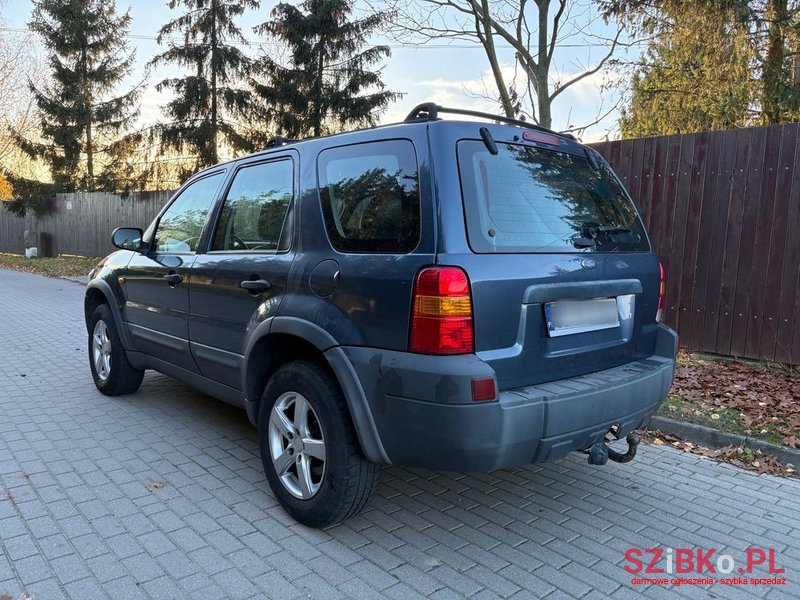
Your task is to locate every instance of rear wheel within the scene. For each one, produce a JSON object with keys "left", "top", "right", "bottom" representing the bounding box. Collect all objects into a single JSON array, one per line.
[
  {"left": 88, "top": 304, "right": 144, "bottom": 395},
  {"left": 258, "top": 360, "right": 379, "bottom": 527}
]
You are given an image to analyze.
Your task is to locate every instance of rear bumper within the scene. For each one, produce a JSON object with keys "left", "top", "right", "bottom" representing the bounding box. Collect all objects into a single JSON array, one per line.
[{"left": 343, "top": 324, "right": 677, "bottom": 471}]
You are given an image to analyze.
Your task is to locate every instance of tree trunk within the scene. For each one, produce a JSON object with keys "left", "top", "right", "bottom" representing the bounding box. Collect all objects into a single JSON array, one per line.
[
  {"left": 535, "top": 0, "right": 552, "bottom": 129},
  {"left": 82, "top": 47, "right": 94, "bottom": 187},
  {"left": 478, "top": 0, "right": 514, "bottom": 118},
  {"left": 763, "top": 0, "right": 788, "bottom": 124},
  {"left": 313, "top": 40, "right": 324, "bottom": 137},
  {"left": 536, "top": 72, "right": 551, "bottom": 129},
  {"left": 210, "top": 0, "right": 219, "bottom": 163},
  {"left": 86, "top": 121, "right": 93, "bottom": 187}
]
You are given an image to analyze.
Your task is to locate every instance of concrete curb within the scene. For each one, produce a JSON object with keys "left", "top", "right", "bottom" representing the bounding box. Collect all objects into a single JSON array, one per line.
[
  {"left": 648, "top": 416, "right": 800, "bottom": 466},
  {"left": 59, "top": 275, "right": 88, "bottom": 286}
]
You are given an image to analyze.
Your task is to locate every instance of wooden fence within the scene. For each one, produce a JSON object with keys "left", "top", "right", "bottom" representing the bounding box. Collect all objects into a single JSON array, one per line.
[
  {"left": 0, "top": 190, "right": 172, "bottom": 258},
  {"left": 1, "top": 124, "right": 799, "bottom": 363},
  {"left": 593, "top": 123, "right": 800, "bottom": 365}
]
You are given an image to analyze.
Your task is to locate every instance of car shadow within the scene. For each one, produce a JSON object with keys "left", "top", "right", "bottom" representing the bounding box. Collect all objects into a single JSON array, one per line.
[{"left": 129, "top": 371, "right": 672, "bottom": 565}]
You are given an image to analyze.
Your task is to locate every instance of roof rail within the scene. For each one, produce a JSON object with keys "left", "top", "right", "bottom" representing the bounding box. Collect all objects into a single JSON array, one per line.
[
  {"left": 403, "top": 102, "right": 576, "bottom": 140},
  {"left": 263, "top": 136, "right": 298, "bottom": 150}
]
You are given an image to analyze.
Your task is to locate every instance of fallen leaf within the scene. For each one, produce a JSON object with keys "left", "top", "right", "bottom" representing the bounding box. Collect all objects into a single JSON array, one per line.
[
  {"left": 145, "top": 481, "right": 170, "bottom": 491},
  {"left": 781, "top": 435, "right": 800, "bottom": 448},
  {"left": 667, "top": 350, "right": 800, "bottom": 450},
  {"left": 425, "top": 557, "right": 442, "bottom": 567},
  {"left": 639, "top": 429, "right": 797, "bottom": 478}
]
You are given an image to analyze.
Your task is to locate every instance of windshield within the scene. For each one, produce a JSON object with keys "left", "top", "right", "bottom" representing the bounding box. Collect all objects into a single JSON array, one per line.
[{"left": 457, "top": 140, "right": 650, "bottom": 253}]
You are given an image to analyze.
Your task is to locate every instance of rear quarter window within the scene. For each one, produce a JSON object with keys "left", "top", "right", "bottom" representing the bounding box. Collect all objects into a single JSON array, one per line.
[
  {"left": 457, "top": 140, "right": 649, "bottom": 253},
  {"left": 317, "top": 140, "right": 420, "bottom": 253}
]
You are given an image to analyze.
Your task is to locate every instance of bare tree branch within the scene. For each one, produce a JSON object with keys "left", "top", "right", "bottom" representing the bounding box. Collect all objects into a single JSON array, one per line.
[
  {"left": 377, "top": 0, "right": 624, "bottom": 130},
  {"left": 548, "top": 1, "right": 568, "bottom": 63},
  {"left": 0, "top": 29, "right": 46, "bottom": 176},
  {"left": 550, "top": 25, "right": 623, "bottom": 101}
]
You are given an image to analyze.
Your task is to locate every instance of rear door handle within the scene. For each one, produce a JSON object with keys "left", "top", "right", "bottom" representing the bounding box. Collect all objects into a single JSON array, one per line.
[
  {"left": 163, "top": 272, "right": 183, "bottom": 286},
  {"left": 240, "top": 279, "right": 272, "bottom": 293}
]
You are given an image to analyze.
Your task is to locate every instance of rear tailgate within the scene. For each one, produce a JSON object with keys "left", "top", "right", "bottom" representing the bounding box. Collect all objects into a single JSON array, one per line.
[
  {"left": 462, "top": 252, "right": 662, "bottom": 390},
  {"left": 433, "top": 123, "right": 661, "bottom": 390}
]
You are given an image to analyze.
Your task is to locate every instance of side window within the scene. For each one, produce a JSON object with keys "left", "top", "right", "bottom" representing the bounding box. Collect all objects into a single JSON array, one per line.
[
  {"left": 212, "top": 160, "right": 294, "bottom": 251},
  {"left": 318, "top": 140, "right": 420, "bottom": 253},
  {"left": 155, "top": 173, "right": 224, "bottom": 253}
]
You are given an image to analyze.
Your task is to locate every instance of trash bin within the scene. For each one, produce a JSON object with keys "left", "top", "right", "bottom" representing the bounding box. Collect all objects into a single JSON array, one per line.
[{"left": 23, "top": 229, "right": 38, "bottom": 258}]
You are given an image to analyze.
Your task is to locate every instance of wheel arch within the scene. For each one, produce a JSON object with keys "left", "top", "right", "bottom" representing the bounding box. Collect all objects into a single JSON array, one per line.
[
  {"left": 243, "top": 316, "right": 390, "bottom": 464},
  {"left": 85, "top": 280, "right": 134, "bottom": 349}
]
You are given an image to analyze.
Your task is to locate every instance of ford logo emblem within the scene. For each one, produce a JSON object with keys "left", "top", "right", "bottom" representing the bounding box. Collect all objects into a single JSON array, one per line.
[{"left": 581, "top": 258, "right": 597, "bottom": 270}]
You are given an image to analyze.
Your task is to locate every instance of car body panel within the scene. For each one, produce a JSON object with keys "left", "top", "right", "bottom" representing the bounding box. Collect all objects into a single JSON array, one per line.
[
  {"left": 427, "top": 122, "right": 659, "bottom": 390},
  {"left": 188, "top": 152, "right": 300, "bottom": 388},
  {"left": 87, "top": 116, "right": 677, "bottom": 471}
]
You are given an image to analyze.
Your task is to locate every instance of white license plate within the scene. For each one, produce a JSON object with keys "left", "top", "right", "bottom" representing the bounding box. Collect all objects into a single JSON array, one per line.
[{"left": 544, "top": 298, "right": 620, "bottom": 337}]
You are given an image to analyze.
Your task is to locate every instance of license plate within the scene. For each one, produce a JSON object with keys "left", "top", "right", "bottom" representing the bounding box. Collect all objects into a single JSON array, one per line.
[{"left": 544, "top": 298, "right": 620, "bottom": 337}]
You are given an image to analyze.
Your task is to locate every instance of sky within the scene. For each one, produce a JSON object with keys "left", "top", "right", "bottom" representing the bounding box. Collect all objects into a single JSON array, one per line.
[{"left": 0, "top": 0, "right": 640, "bottom": 143}]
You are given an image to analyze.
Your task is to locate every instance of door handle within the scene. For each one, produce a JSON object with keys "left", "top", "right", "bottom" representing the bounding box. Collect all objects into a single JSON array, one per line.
[
  {"left": 240, "top": 279, "right": 272, "bottom": 294},
  {"left": 163, "top": 272, "right": 183, "bottom": 286}
]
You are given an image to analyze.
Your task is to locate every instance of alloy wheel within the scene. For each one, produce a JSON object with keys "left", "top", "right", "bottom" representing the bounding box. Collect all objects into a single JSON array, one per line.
[
  {"left": 92, "top": 320, "right": 112, "bottom": 382},
  {"left": 267, "top": 392, "right": 326, "bottom": 499}
]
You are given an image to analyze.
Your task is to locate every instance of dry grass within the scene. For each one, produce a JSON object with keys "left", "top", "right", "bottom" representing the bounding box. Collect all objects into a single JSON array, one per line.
[{"left": 0, "top": 253, "right": 101, "bottom": 278}]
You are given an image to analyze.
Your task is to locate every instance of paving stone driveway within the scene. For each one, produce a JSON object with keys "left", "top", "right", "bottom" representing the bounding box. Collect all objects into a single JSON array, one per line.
[{"left": 0, "top": 268, "right": 798, "bottom": 600}]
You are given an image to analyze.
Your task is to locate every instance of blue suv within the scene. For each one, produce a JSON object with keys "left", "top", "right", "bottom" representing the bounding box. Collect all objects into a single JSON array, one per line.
[{"left": 84, "top": 104, "right": 677, "bottom": 527}]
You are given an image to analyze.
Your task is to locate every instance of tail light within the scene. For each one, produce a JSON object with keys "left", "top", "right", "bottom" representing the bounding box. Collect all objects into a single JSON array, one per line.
[
  {"left": 656, "top": 262, "right": 666, "bottom": 323},
  {"left": 410, "top": 266, "right": 474, "bottom": 354}
]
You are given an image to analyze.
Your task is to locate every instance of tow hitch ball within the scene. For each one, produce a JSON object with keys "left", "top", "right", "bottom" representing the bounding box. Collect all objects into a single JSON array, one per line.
[{"left": 585, "top": 428, "right": 640, "bottom": 465}]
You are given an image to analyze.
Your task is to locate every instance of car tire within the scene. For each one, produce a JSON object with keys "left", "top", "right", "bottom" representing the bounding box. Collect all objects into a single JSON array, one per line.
[
  {"left": 88, "top": 304, "right": 144, "bottom": 395},
  {"left": 258, "top": 360, "right": 379, "bottom": 527}
]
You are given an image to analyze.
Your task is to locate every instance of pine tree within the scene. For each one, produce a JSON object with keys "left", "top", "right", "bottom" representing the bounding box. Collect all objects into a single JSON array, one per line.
[
  {"left": 760, "top": 0, "right": 800, "bottom": 124},
  {"left": 603, "top": 0, "right": 800, "bottom": 132},
  {"left": 15, "top": 0, "right": 141, "bottom": 191},
  {"left": 617, "top": 2, "right": 754, "bottom": 137},
  {"left": 149, "top": 0, "right": 259, "bottom": 171},
  {"left": 252, "top": 0, "right": 400, "bottom": 139}
]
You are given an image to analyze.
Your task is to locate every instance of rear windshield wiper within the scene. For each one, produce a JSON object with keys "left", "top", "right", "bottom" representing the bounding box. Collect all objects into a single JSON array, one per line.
[
  {"left": 479, "top": 127, "right": 499, "bottom": 155},
  {"left": 595, "top": 225, "right": 631, "bottom": 235},
  {"left": 573, "top": 224, "right": 631, "bottom": 248},
  {"left": 582, "top": 223, "right": 631, "bottom": 238}
]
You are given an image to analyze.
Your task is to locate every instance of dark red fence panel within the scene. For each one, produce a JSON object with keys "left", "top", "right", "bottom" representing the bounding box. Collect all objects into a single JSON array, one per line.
[{"left": 593, "top": 123, "right": 800, "bottom": 364}]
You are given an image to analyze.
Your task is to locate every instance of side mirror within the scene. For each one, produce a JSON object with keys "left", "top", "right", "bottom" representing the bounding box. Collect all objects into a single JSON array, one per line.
[{"left": 112, "top": 227, "right": 144, "bottom": 252}]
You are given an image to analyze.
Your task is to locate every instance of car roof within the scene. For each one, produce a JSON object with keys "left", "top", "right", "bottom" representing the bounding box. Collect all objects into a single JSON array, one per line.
[{"left": 191, "top": 108, "right": 588, "bottom": 179}]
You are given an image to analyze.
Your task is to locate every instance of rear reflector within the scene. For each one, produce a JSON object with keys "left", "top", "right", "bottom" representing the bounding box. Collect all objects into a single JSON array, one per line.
[
  {"left": 410, "top": 267, "right": 474, "bottom": 355},
  {"left": 656, "top": 262, "right": 666, "bottom": 323},
  {"left": 471, "top": 378, "right": 496, "bottom": 402}
]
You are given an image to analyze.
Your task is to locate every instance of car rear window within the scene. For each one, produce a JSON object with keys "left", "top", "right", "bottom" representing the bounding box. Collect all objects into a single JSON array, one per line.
[
  {"left": 457, "top": 140, "right": 649, "bottom": 253},
  {"left": 318, "top": 140, "right": 420, "bottom": 253},
  {"left": 211, "top": 159, "right": 294, "bottom": 252}
]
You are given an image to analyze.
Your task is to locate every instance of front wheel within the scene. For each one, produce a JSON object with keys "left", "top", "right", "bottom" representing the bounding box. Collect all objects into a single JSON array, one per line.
[
  {"left": 258, "top": 361, "right": 379, "bottom": 527},
  {"left": 88, "top": 304, "right": 144, "bottom": 395}
]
